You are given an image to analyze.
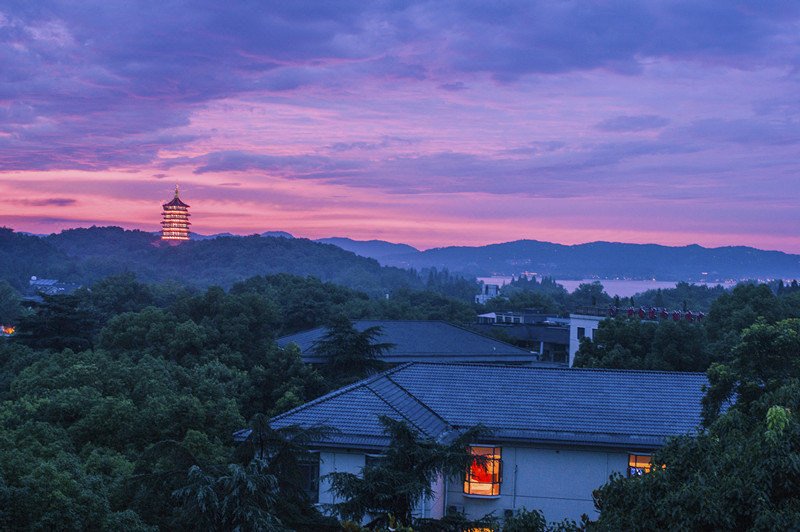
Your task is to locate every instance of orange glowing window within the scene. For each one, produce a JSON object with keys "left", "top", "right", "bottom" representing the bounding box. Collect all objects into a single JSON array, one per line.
[
  {"left": 464, "top": 446, "right": 501, "bottom": 496},
  {"left": 628, "top": 454, "right": 653, "bottom": 476}
]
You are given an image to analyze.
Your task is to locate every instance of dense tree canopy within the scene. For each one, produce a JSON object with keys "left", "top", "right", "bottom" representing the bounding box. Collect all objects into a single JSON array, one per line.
[
  {"left": 0, "top": 272, "right": 483, "bottom": 530},
  {"left": 4, "top": 263, "right": 800, "bottom": 529},
  {"left": 592, "top": 318, "right": 800, "bottom": 529},
  {"left": 575, "top": 282, "right": 800, "bottom": 373}
]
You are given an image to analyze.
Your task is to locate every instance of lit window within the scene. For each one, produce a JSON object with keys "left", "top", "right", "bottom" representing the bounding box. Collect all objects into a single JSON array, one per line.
[
  {"left": 628, "top": 454, "right": 652, "bottom": 476},
  {"left": 464, "top": 446, "right": 502, "bottom": 496}
]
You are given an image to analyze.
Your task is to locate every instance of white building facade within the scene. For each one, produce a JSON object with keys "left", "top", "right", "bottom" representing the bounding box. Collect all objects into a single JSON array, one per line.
[
  {"left": 256, "top": 362, "right": 706, "bottom": 526},
  {"left": 567, "top": 314, "right": 605, "bottom": 366}
]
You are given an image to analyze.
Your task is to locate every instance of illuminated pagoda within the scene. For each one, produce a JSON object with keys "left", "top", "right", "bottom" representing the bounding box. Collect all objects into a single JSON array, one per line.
[{"left": 161, "top": 185, "right": 191, "bottom": 241}]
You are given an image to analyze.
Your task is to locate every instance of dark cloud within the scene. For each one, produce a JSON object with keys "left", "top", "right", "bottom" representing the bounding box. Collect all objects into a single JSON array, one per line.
[
  {"left": 1, "top": 1, "right": 798, "bottom": 172},
  {"left": 439, "top": 81, "right": 467, "bottom": 91},
  {"left": 181, "top": 137, "right": 700, "bottom": 199},
  {"left": 596, "top": 115, "right": 670, "bottom": 132},
  {"left": 436, "top": 1, "right": 800, "bottom": 80},
  {"left": 3, "top": 197, "right": 76, "bottom": 207},
  {"left": 675, "top": 118, "right": 800, "bottom": 146},
  {"left": 183, "top": 150, "right": 363, "bottom": 178},
  {"left": 328, "top": 136, "right": 417, "bottom": 152}
]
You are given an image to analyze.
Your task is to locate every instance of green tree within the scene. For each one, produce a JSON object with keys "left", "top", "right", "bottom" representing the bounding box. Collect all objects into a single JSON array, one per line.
[
  {"left": 88, "top": 273, "right": 155, "bottom": 317},
  {"left": 236, "top": 415, "right": 339, "bottom": 531},
  {"left": 568, "top": 282, "right": 612, "bottom": 309},
  {"left": 0, "top": 280, "right": 21, "bottom": 325},
  {"left": 173, "top": 459, "right": 286, "bottom": 532},
  {"left": 312, "top": 318, "right": 393, "bottom": 385},
  {"left": 15, "top": 293, "right": 101, "bottom": 351},
  {"left": 573, "top": 318, "right": 657, "bottom": 370}
]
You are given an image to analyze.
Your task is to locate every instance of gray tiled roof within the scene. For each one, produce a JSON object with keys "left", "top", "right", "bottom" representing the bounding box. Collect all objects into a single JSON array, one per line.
[
  {"left": 276, "top": 320, "right": 537, "bottom": 364},
  {"left": 270, "top": 362, "right": 708, "bottom": 450}
]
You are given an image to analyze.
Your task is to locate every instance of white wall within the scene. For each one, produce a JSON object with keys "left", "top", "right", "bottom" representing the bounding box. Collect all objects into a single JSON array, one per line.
[
  {"left": 317, "top": 445, "right": 630, "bottom": 525},
  {"left": 317, "top": 451, "right": 445, "bottom": 521},
  {"left": 318, "top": 450, "right": 366, "bottom": 506},
  {"left": 568, "top": 315, "right": 604, "bottom": 366},
  {"left": 446, "top": 445, "right": 629, "bottom": 523}
]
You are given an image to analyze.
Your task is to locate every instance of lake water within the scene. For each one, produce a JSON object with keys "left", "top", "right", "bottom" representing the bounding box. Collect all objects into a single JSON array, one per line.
[{"left": 476, "top": 276, "right": 738, "bottom": 298}]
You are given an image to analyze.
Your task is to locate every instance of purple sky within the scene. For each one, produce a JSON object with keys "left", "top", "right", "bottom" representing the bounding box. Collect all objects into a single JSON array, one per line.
[{"left": 1, "top": 1, "right": 799, "bottom": 252}]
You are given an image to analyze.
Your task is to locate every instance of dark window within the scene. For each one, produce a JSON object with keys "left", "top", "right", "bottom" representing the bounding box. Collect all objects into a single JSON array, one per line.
[
  {"left": 364, "top": 454, "right": 384, "bottom": 469},
  {"left": 577, "top": 327, "right": 586, "bottom": 339},
  {"left": 299, "top": 454, "right": 320, "bottom": 503}
]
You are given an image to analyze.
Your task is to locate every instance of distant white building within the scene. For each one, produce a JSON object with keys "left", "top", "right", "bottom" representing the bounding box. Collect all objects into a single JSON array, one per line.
[
  {"left": 475, "top": 284, "right": 500, "bottom": 304},
  {"left": 568, "top": 313, "right": 605, "bottom": 367}
]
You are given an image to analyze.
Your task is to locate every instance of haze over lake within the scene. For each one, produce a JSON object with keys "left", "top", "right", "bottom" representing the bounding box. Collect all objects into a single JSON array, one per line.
[{"left": 478, "top": 277, "right": 738, "bottom": 298}]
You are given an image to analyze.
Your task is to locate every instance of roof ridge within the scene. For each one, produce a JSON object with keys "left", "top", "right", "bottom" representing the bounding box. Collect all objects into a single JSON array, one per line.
[
  {"left": 397, "top": 361, "right": 707, "bottom": 377},
  {"left": 365, "top": 379, "right": 434, "bottom": 436},
  {"left": 269, "top": 363, "right": 413, "bottom": 423},
  {"left": 275, "top": 326, "right": 326, "bottom": 342},
  {"left": 277, "top": 320, "right": 535, "bottom": 356},
  {"left": 433, "top": 321, "right": 535, "bottom": 353},
  {"left": 355, "top": 320, "right": 534, "bottom": 353},
  {"left": 384, "top": 374, "right": 451, "bottom": 429}
]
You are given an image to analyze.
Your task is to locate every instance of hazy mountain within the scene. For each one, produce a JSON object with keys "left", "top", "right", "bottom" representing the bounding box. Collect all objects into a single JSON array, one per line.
[
  {"left": 316, "top": 237, "right": 419, "bottom": 259},
  {"left": 188, "top": 231, "right": 293, "bottom": 240},
  {"left": 379, "top": 240, "right": 800, "bottom": 281},
  {"left": 189, "top": 231, "right": 236, "bottom": 240}
]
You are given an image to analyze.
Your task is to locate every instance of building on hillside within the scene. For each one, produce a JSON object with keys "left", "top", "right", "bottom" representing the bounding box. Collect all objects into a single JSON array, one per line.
[
  {"left": 475, "top": 310, "right": 569, "bottom": 363},
  {"left": 28, "top": 276, "right": 80, "bottom": 297},
  {"left": 475, "top": 283, "right": 501, "bottom": 304},
  {"left": 235, "top": 362, "right": 706, "bottom": 524},
  {"left": 276, "top": 320, "right": 540, "bottom": 365},
  {"left": 161, "top": 185, "right": 191, "bottom": 241}
]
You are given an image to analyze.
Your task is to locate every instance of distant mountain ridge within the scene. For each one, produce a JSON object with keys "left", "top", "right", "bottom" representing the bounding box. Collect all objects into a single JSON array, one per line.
[
  {"left": 314, "top": 237, "right": 418, "bottom": 259},
  {"left": 320, "top": 238, "right": 800, "bottom": 282},
  {"left": 189, "top": 231, "right": 294, "bottom": 240},
  {"left": 4, "top": 226, "right": 798, "bottom": 286}
]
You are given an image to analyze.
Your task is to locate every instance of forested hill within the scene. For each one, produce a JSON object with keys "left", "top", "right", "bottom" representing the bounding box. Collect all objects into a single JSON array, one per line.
[
  {"left": 0, "top": 226, "right": 424, "bottom": 294},
  {"left": 377, "top": 240, "right": 800, "bottom": 281}
]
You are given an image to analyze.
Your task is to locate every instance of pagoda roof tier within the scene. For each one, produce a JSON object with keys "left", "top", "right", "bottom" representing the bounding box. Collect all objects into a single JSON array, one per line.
[
  {"left": 163, "top": 197, "right": 190, "bottom": 208},
  {"left": 163, "top": 185, "right": 190, "bottom": 208}
]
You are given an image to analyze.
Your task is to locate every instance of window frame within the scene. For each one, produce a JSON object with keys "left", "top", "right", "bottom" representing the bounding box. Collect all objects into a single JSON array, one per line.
[
  {"left": 298, "top": 451, "right": 321, "bottom": 504},
  {"left": 463, "top": 445, "right": 503, "bottom": 497}
]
